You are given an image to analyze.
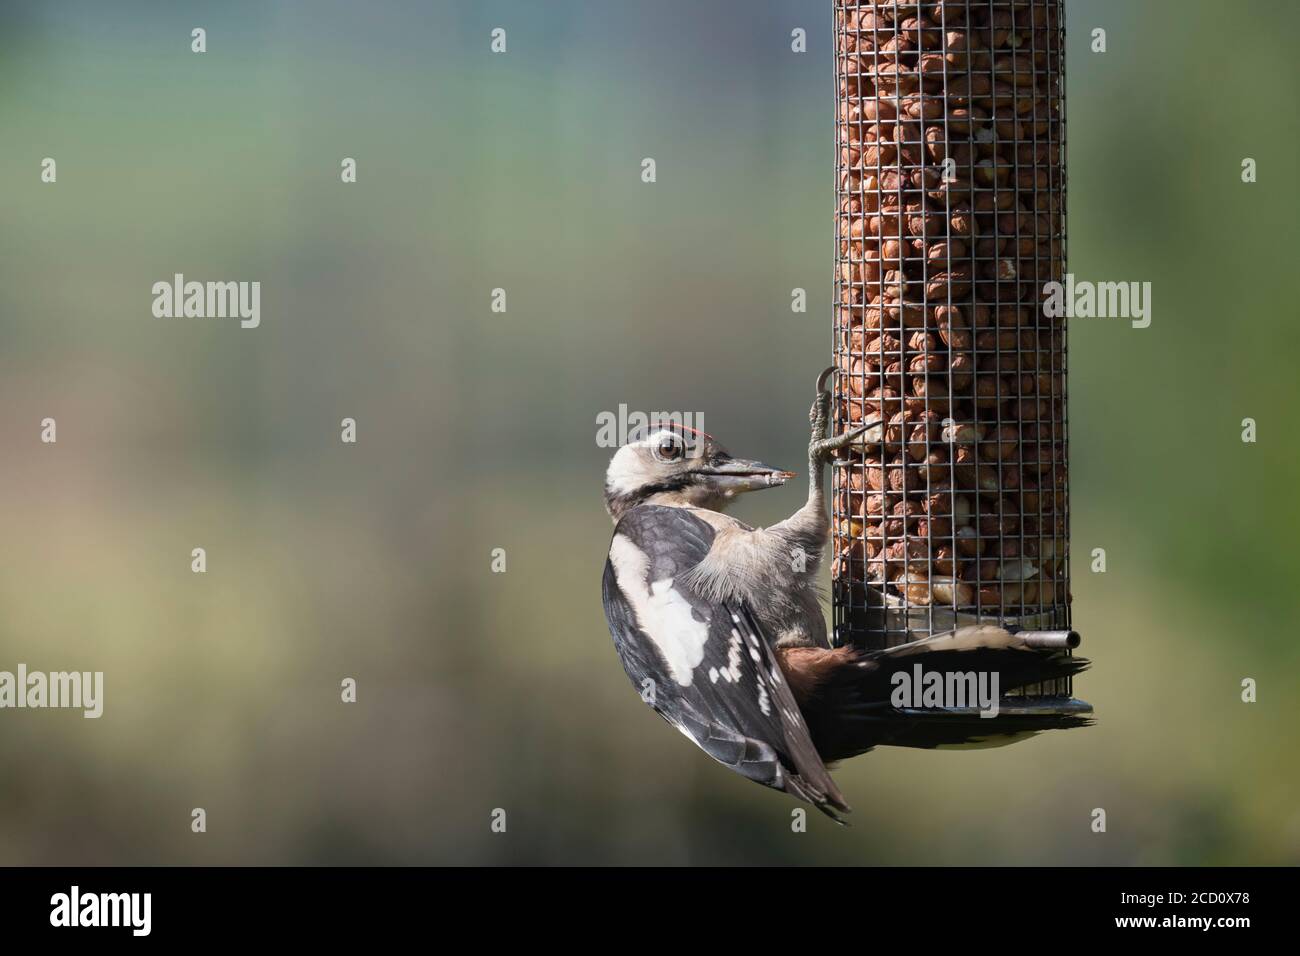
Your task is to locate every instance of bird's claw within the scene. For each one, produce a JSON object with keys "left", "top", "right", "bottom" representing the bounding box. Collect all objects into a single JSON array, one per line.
[
  {"left": 810, "top": 365, "right": 869, "bottom": 463},
  {"left": 810, "top": 422, "right": 873, "bottom": 465},
  {"left": 809, "top": 366, "right": 880, "bottom": 466},
  {"left": 810, "top": 366, "right": 837, "bottom": 432}
]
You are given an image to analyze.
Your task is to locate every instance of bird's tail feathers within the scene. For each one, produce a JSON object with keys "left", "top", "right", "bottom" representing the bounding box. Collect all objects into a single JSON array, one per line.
[{"left": 807, "top": 625, "right": 1091, "bottom": 762}]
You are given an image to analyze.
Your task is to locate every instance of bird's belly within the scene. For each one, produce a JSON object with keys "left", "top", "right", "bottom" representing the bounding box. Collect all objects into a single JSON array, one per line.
[{"left": 759, "top": 590, "right": 828, "bottom": 650}]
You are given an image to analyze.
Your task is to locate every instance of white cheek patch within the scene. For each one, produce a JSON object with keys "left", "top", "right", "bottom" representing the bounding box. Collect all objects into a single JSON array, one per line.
[
  {"left": 605, "top": 431, "right": 692, "bottom": 496},
  {"left": 610, "top": 534, "right": 710, "bottom": 686},
  {"left": 604, "top": 446, "right": 646, "bottom": 496}
]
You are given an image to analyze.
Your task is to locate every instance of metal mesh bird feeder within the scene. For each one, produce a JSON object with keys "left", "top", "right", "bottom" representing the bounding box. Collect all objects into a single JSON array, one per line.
[{"left": 831, "top": 0, "right": 1082, "bottom": 703}]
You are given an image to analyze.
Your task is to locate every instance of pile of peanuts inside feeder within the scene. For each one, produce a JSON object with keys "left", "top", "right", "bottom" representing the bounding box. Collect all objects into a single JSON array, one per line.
[{"left": 832, "top": 0, "right": 1069, "bottom": 644}]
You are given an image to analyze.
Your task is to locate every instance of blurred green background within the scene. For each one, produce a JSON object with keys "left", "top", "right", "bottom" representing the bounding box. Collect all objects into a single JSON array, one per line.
[{"left": 1, "top": 0, "right": 1297, "bottom": 865}]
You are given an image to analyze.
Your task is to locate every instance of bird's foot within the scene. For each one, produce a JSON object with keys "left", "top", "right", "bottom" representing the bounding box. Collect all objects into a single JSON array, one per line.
[
  {"left": 808, "top": 366, "right": 871, "bottom": 466},
  {"left": 809, "top": 366, "right": 834, "bottom": 442},
  {"left": 810, "top": 426, "right": 872, "bottom": 466}
]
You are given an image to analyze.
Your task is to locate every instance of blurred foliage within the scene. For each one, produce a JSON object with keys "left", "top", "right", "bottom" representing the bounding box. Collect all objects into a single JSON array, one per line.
[{"left": 0, "top": 0, "right": 1296, "bottom": 864}]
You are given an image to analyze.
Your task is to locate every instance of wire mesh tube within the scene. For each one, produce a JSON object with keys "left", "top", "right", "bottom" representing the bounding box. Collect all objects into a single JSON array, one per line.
[{"left": 831, "top": 0, "right": 1069, "bottom": 664}]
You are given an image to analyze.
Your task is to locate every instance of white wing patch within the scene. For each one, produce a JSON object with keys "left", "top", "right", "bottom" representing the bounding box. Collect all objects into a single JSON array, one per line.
[{"left": 610, "top": 533, "right": 710, "bottom": 686}]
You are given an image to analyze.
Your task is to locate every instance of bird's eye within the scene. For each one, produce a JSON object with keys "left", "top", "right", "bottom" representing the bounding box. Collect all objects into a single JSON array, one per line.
[{"left": 655, "top": 436, "right": 683, "bottom": 461}]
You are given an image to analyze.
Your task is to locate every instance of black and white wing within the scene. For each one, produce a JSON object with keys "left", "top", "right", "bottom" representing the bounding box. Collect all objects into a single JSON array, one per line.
[{"left": 602, "top": 504, "right": 849, "bottom": 820}]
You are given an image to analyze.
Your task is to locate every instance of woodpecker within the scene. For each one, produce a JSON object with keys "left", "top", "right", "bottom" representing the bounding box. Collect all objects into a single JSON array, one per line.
[{"left": 601, "top": 369, "right": 1089, "bottom": 822}]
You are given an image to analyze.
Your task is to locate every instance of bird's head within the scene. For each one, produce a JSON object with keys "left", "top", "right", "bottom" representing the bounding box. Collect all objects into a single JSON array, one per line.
[{"left": 603, "top": 422, "right": 795, "bottom": 521}]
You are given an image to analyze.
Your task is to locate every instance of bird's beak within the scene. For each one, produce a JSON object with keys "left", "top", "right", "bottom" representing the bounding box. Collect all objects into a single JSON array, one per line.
[{"left": 699, "top": 459, "right": 797, "bottom": 494}]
